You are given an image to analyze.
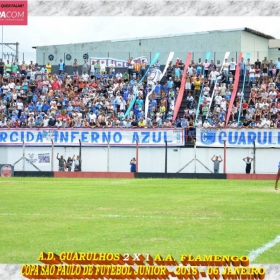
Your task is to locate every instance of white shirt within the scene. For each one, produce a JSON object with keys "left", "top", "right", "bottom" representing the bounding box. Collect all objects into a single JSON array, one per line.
[
  {"left": 109, "top": 63, "right": 115, "bottom": 70},
  {"left": 220, "top": 100, "right": 227, "bottom": 111},
  {"left": 89, "top": 113, "right": 97, "bottom": 122},
  {"left": 262, "top": 119, "right": 270, "bottom": 128},
  {"left": 269, "top": 91, "right": 277, "bottom": 99},
  {"left": 2, "top": 85, "right": 9, "bottom": 94},
  {"left": 229, "top": 61, "right": 236, "bottom": 70},
  {"left": 215, "top": 95, "right": 222, "bottom": 105},
  {"left": 206, "top": 97, "right": 211, "bottom": 105},
  {"left": 203, "top": 121, "right": 210, "bottom": 128},
  {"left": 8, "top": 82, "right": 15, "bottom": 89},
  {"left": 210, "top": 71, "right": 220, "bottom": 80},
  {"left": 90, "top": 65, "right": 95, "bottom": 73},
  {"left": 100, "top": 63, "right": 106, "bottom": 72},
  {"left": 119, "top": 100, "right": 126, "bottom": 111},
  {"left": 55, "top": 121, "right": 62, "bottom": 128},
  {"left": 249, "top": 69, "right": 255, "bottom": 77},
  {"left": 17, "top": 102, "right": 23, "bottom": 110},
  {"left": 82, "top": 74, "right": 89, "bottom": 81},
  {"left": 116, "top": 73, "right": 122, "bottom": 79},
  {"left": 43, "top": 119, "right": 49, "bottom": 127}
]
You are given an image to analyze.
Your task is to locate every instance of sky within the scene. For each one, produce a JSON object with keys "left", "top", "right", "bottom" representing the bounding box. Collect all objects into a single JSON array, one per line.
[{"left": 1, "top": 16, "right": 280, "bottom": 63}]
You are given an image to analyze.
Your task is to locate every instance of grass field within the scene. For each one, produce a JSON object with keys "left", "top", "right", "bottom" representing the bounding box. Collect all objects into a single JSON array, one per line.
[{"left": 0, "top": 178, "right": 279, "bottom": 264}]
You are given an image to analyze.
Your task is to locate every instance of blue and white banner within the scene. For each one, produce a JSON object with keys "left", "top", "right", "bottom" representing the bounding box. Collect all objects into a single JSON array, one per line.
[
  {"left": 89, "top": 56, "right": 148, "bottom": 68},
  {"left": 197, "top": 128, "right": 280, "bottom": 147},
  {"left": 0, "top": 128, "right": 185, "bottom": 147}
]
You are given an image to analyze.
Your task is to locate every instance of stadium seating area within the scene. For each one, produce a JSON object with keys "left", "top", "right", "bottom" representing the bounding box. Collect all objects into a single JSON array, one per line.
[{"left": 0, "top": 57, "right": 280, "bottom": 135}]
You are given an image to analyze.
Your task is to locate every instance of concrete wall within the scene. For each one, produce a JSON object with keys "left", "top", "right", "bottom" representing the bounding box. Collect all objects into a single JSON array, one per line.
[
  {"left": 241, "top": 31, "right": 269, "bottom": 62},
  {"left": 36, "top": 30, "right": 243, "bottom": 66},
  {"left": 2, "top": 146, "right": 278, "bottom": 174},
  {"left": 269, "top": 39, "right": 280, "bottom": 48},
  {"left": 268, "top": 48, "right": 280, "bottom": 61}
]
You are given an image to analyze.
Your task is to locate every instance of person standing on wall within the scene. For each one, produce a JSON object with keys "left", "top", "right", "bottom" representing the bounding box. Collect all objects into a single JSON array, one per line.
[
  {"left": 72, "top": 59, "right": 79, "bottom": 75},
  {"left": 130, "top": 158, "right": 136, "bottom": 172},
  {"left": 57, "top": 153, "right": 66, "bottom": 172},
  {"left": 211, "top": 155, "right": 223, "bottom": 174},
  {"left": 74, "top": 155, "right": 82, "bottom": 172},
  {"left": 66, "top": 155, "right": 75, "bottom": 172},
  {"left": 58, "top": 59, "right": 65, "bottom": 74},
  {"left": 243, "top": 157, "right": 254, "bottom": 174}
]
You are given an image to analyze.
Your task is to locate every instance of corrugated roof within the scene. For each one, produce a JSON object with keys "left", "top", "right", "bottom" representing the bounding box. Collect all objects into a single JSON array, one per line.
[
  {"left": 33, "top": 27, "right": 275, "bottom": 48},
  {"left": 244, "top": 27, "right": 275, "bottom": 40}
]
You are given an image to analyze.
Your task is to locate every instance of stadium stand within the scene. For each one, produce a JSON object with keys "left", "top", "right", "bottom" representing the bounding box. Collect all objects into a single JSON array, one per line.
[{"left": 0, "top": 56, "right": 279, "bottom": 144}]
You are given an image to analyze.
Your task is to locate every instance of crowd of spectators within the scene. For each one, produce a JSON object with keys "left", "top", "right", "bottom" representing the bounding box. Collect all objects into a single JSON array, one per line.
[
  {"left": 0, "top": 56, "right": 280, "bottom": 135},
  {"left": 184, "top": 57, "right": 280, "bottom": 132}
]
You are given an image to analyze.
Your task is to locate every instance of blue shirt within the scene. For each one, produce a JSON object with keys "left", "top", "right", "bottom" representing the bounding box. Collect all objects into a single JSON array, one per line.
[
  {"left": 58, "top": 62, "right": 65, "bottom": 71},
  {"left": 20, "top": 115, "right": 27, "bottom": 121},
  {"left": 136, "top": 99, "right": 143, "bottom": 108},
  {"left": 174, "top": 68, "right": 181, "bottom": 77},
  {"left": 36, "top": 103, "right": 43, "bottom": 112},
  {"left": 275, "top": 61, "right": 280, "bottom": 69},
  {"left": 130, "top": 162, "right": 136, "bottom": 172},
  {"left": 32, "top": 94, "right": 38, "bottom": 103},
  {"left": 154, "top": 85, "right": 160, "bottom": 94},
  {"left": 42, "top": 104, "right": 50, "bottom": 112},
  {"left": 151, "top": 100, "right": 157, "bottom": 108},
  {"left": 123, "top": 91, "right": 129, "bottom": 101},
  {"left": 162, "top": 85, "right": 169, "bottom": 93},
  {"left": 154, "top": 62, "right": 160, "bottom": 70},
  {"left": 134, "top": 107, "right": 140, "bottom": 117},
  {"left": 28, "top": 105, "right": 35, "bottom": 111},
  {"left": 67, "top": 106, "right": 73, "bottom": 112}
]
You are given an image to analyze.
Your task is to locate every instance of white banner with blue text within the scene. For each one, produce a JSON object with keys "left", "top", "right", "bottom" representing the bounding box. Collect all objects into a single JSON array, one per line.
[
  {"left": 0, "top": 128, "right": 185, "bottom": 147},
  {"left": 196, "top": 128, "right": 280, "bottom": 147}
]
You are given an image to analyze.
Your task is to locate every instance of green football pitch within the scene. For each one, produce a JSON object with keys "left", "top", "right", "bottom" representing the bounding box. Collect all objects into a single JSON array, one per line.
[{"left": 0, "top": 178, "right": 279, "bottom": 264}]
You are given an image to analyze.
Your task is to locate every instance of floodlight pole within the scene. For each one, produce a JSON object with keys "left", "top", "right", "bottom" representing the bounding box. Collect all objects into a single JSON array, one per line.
[
  {"left": 79, "top": 139, "right": 82, "bottom": 171},
  {"left": 136, "top": 140, "right": 139, "bottom": 173},
  {"left": 165, "top": 141, "right": 167, "bottom": 173},
  {"left": 107, "top": 140, "right": 110, "bottom": 172},
  {"left": 51, "top": 139, "right": 54, "bottom": 172},
  {"left": 253, "top": 141, "right": 256, "bottom": 174},
  {"left": 23, "top": 141, "right": 25, "bottom": 171},
  {"left": 224, "top": 140, "right": 226, "bottom": 173},
  {"left": 194, "top": 141, "right": 196, "bottom": 173}
]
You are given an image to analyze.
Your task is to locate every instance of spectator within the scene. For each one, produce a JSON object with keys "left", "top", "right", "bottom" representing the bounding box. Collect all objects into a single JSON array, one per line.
[
  {"left": 188, "top": 119, "right": 195, "bottom": 143},
  {"left": 229, "top": 58, "right": 237, "bottom": 76},
  {"left": 58, "top": 59, "right": 65, "bottom": 74},
  {"left": 74, "top": 155, "right": 82, "bottom": 172},
  {"left": 57, "top": 153, "right": 66, "bottom": 171},
  {"left": 0, "top": 58, "right": 4, "bottom": 76},
  {"left": 72, "top": 59, "right": 79, "bottom": 75},
  {"left": 211, "top": 155, "right": 223, "bottom": 174},
  {"left": 130, "top": 158, "right": 136, "bottom": 172},
  {"left": 82, "top": 59, "right": 90, "bottom": 74},
  {"left": 203, "top": 59, "right": 210, "bottom": 77},
  {"left": 243, "top": 157, "right": 254, "bottom": 174}
]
